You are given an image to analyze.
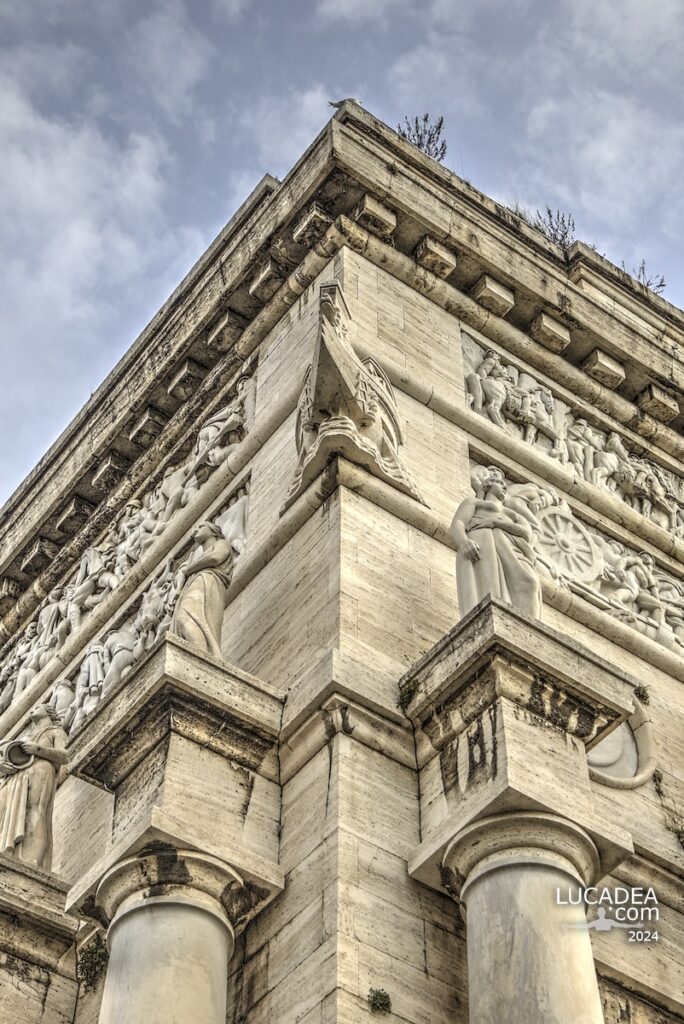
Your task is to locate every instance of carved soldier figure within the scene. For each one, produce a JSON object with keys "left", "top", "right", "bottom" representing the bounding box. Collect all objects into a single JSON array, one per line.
[
  {"left": 192, "top": 376, "right": 248, "bottom": 471},
  {"left": 66, "top": 639, "right": 106, "bottom": 731},
  {"left": 135, "top": 559, "right": 179, "bottom": 648},
  {"left": 0, "top": 704, "right": 67, "bottom": 871},
  {"left": 626, "top": 552, "right": 666, "bottom": 626},
  {"left": 35, "top": 587, "right": 67, "bottom": 660},
  {"left": 72, "top": 536, "right": 121, "bottom": 611},
  {"left": 450, "top": 466, "right": 542, "bottom": 620},
  {"left": 13, "top": 622, "right": 40, "bottom": 697},
  {"left": 565, "top": 418, "right": 604, "bottom": 481},
  {"left": 101, "top": 622, "right": 145, "bottom": 693},
  {"left": 0, "top": 649, "right": 19, "bottom": 714},
  {"left": 465, "top": 350, "right": 513, "bottom": 430},
  {"left": 170, "top": 522, "right": 235, "bottom": 659}
]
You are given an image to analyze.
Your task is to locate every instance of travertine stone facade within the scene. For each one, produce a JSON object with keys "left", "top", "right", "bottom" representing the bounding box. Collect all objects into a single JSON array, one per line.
[{"left": 0, "top": 102, "right": 682, "bottom": 1023}]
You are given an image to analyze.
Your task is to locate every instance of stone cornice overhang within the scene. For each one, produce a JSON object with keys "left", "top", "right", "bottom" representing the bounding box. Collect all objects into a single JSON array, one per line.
[
  {"left": 331, "top": 105, "right": 684, "bottom": 400},
  {"left": 1, "top": 100, "right": 682, "bottom": 644}
]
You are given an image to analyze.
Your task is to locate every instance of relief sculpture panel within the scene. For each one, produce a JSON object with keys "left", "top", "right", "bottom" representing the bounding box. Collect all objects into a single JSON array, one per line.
[
  {"left": 463, "top": 334, "right": 684, "bottom": 533},
  {"left": 62, "top": 487, "right": 249, "bottom": 734},
  {"left": 0, "top": 372, "right": 255, "bottom": 716},
  {"left": 452, "top": 464, "right": 684, "bottom": 653}
]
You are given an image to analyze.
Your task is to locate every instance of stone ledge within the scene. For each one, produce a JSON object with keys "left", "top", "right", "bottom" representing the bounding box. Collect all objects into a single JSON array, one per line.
[
  {"left": 0, "top": 854, "right": 77, "bottom": 940},
  {"left": 0, "top": 855, "right": 78, "bottom": 975},
  {"left": 67, "top": 634, "right": 283, "bottom": 788},
  {"left": 401, "top": 597, "right": 636, "bottom": 739}
]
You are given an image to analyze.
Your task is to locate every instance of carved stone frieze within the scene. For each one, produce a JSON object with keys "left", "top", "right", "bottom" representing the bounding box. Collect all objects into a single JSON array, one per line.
[
  {"left": 463, "top": 334, "right": 684, "bottom": 533},
  {"left": 0, "top": 374, "right": 254, "bottom": 717},
  {"left": 282, "top": 283, "right": 424, "bottom": 512},
  {"left": 452, "top": 463, "right": 684, "bottom": 653},
  {"left": 62, "top": 488, "right": 249, "bottom": 734}
]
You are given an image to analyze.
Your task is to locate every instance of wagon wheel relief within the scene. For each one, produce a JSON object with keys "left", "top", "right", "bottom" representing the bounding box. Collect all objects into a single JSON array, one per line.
[{"left": 535, "top": 509, "right": 602, "bottom": 584}]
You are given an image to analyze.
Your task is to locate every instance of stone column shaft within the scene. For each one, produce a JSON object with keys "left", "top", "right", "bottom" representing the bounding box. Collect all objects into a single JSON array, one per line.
[
  {"left": 101, "top": 894, "right": 233, "bottom": 1024},
  {"left": 445, "top": 812, "right": 605, "bottom": 1024},
  {"left": 95, "top": 848, "right": 241, "bottom": 1024}
]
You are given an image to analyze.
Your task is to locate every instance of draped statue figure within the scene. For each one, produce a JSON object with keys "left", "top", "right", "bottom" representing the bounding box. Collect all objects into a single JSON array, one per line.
[
  {"left": 169, "top": 522, "right": 236, "bottom": 659},
  {"left": 450, "top": 466, "right": 542, "bottom": 620},
  {"left": 0, "top": 704, "right": 68, "bottom": 872}
]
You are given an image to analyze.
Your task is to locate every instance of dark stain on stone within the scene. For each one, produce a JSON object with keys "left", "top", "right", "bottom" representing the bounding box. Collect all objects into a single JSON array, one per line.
[
  {"left": 239, "top": 772, "right": 256, "bottom": 821},
  {"left": 487, "top": 702, "right": 498, "bottom": 779},
  {"left": 527, "top": 679, "right": 546, "bottom": 718},
  {"left": 467, "top": 715, "right": 486, "bottom": 780},
  {"left": 439, "top": 735, "right": 459, "bottom": 797},
  {"left": 574, "top": 705, "right": 597, "bottom": 738}
]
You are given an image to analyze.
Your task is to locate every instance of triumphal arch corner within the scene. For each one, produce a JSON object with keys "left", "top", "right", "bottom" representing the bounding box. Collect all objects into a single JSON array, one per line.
[{"left": 0, "top": 101, "right": 682, "bottom": 1024}]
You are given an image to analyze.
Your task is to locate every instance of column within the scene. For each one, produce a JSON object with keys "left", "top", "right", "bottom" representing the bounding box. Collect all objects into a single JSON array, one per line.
[
  {"left": 444, "top": 811, "right": 605, "bottom": 1024},
  {"left": 95, "top": 847, "right": 242, "bottom": 1024}
]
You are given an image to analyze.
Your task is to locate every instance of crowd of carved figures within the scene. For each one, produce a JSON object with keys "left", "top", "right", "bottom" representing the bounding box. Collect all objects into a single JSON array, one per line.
[
  {"left": 452, "top": 464, "right": 684, "bottom": 652},
  {"left": 0, "top": 375, "right": 253, "bottom": 717},
  {"left": 463, "top": 337, "right": 684, "bottom": 533},
  {"left": 59, "top": 492, "right": 248, "bottom": 734}
]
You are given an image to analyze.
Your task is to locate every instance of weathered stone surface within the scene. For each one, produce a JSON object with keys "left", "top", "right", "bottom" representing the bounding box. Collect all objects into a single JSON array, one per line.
[
  {"left": 414, "top": 236, "right": 457, "bottom": 279},
  {"left": 530, "top": 310, "right": 571, "bottom": 352},
  {"left": 638, "top": 382, "right": 680, "bottom": 422},
  {"left": 582, "top": 347, "right": 626, "bottom": 388},
  {"left": 352, "top": 193, "right": 396, "bottom": 237},
  {"left": 0, "top": 103, "right": 682, "bottom": 1024},
  {"left": 0, "top": 856, "right": 78, "bottom": 1024},
  {"left": 469, "top": 274, "right": 515, "bottom": 316}
]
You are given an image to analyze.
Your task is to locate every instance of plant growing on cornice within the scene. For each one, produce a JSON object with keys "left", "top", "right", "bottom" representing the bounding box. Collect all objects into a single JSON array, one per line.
[
  {"left": 533, "top": 206, "right": 576, "bottom": 254},
  {"left": 397, "top": 113, "right": 447, "bottom": 162},
  {"left": 633, "top": 684, "right": 651, "bottom": 705},
  {"left": 621, "top": 259, "right": 666, "bottom": 295}
]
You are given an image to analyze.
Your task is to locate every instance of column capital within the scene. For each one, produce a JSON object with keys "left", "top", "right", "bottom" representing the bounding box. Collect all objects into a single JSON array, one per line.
[
  {"left": 95, "top": 845, "right": 244, "bottom": 934},
  {"left": 443, "top": 811, "right": 600, "bottom": 902}
]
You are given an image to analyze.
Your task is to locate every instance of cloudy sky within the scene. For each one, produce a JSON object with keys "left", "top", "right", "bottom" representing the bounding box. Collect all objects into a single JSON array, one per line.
[{"left": 1, "top": 0, "right": 682, "bottom": 504}]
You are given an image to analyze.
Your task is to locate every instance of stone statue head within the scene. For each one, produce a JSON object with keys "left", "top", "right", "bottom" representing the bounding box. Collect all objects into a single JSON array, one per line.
[
  {"left": 477, "top": 466, "right": 506, "bottom": 500},
  {"left": 193, "top": 521, "right": 223, "bottom": 544},
  {"left": 29, "top": 703, "right": 61, "bottom": 726}
]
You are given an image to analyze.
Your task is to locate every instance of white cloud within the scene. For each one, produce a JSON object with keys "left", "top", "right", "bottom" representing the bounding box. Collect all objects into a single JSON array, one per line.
[
  {"left": 237, "top": 84, "right": 332, "bottom": 172},
  {"left": 0, "top": 69, "right": 204, "bottom": 500},
  {"left": 317, "top": 0, "right": 409, "bottom": 22},
  {"left": 125, "top": 0, "right": 214, "bottom": 123},
  {"left": 523, "top": 89, "right": 684, "bottom": 238},
  {"left": 212, "top": 0, "right": 250, "bottom": 17}
]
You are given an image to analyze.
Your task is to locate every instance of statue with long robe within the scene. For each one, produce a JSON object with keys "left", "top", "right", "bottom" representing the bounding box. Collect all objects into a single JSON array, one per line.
[
  {"left": 169, "top": 522, "right": 235, "bottom": 660},
  {"left": 450, "top": 466, "right": 542, "bottom": 620},
  {"left": 0, "top": 704, "right": 67, "bottom": 872}
]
